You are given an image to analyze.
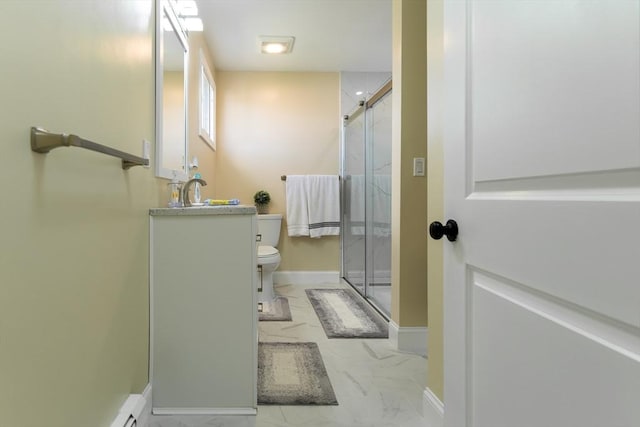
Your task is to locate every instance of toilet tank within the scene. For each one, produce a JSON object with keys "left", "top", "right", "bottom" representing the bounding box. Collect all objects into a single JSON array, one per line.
[{"left": 257, "top": 214, "right": 282, "bottom": 247}]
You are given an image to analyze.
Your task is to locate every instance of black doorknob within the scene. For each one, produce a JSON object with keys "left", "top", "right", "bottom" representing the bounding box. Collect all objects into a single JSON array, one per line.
[{"left": 429, "top": 219, "right": 459, "bottom": 242}]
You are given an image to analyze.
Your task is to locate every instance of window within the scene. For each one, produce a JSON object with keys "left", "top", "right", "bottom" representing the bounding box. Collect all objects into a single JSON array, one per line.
[{"left": 199, "top": 49, "right": 216, "bottom": 150}]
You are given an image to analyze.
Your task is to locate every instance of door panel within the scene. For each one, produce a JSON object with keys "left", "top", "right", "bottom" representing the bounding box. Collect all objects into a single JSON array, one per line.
[
  {"left": 471, "top": 271, "right": 640, "bottom": 427},
  {"left": 443, "top": 1, "right": 640, "bottom": 426},
  {"left": 467, "top": 200, "right": 640, "bottom": 327},
  {"left": 471, "top": 1, "right": 640, "bottom": 182}
]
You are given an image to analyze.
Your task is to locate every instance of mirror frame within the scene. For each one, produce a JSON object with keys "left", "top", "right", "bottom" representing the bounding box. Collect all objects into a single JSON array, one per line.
[{"left": 155, "top": 0, "right": 189, "bottom": 181}]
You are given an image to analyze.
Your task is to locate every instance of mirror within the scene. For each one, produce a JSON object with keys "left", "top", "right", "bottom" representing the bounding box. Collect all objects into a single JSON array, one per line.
[{"left": 156, "top": 0, "right": 189, "bottom": 180}]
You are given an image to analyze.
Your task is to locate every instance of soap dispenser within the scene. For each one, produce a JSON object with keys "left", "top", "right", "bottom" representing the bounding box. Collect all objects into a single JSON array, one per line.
[
  {"left": 193, "top": 172, "right": 203, "bottom": 205},
  {"left": 167, "top": 179, "right": 182, "bottom": 208},
  {"left": 189, "top": 156, "right": 204, "bottom": 206}
]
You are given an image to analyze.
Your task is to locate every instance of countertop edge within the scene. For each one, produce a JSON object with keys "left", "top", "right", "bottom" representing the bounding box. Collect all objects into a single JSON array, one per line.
[{"left": 150, "top": 205, "right": 257, "bottom": 216}]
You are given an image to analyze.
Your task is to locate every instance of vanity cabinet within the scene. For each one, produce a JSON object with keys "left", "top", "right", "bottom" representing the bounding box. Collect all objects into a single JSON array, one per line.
[{"left": 150, "top": 207, "right": 257, "bottom": 415}]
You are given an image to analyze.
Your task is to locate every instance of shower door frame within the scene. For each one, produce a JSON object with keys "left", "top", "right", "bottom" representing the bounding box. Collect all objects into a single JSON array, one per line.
[{"left": 341, "top": 80, "right": 393, "bottom": 318}]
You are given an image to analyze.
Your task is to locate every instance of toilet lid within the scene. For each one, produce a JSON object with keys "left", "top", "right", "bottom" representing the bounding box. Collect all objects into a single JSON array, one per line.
[{"left": 258, "top": 245, "right": 279, "bottom": 257}]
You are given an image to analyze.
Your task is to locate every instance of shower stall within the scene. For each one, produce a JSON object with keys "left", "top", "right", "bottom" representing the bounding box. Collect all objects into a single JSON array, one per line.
[{"left": 341, "top": 79, "right": 392, "bottom": 317}]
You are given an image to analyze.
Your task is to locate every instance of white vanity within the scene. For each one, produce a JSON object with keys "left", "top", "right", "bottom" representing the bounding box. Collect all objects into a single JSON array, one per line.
[{"left": 149, "top": 206, "right": 257, "bottom": 415}]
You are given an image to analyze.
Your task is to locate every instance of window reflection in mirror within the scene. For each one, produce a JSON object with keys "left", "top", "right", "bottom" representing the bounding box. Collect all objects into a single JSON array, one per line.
[
  {"left": 199, "top": 49, "right": 216, "bottom": 151},
  {"left": 156, "top": 0, "right": 189, "bottom": 180}
]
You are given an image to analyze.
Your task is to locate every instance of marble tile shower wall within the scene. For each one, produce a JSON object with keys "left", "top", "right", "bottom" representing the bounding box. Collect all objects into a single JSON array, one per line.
[{"left": 340, "top": 71, "right": 391, "bottom": 116}]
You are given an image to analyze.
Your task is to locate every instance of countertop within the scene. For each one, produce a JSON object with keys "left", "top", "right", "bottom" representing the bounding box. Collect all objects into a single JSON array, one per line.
[{"left": 150, "top": 205, "right": 256, "bottom": 216}]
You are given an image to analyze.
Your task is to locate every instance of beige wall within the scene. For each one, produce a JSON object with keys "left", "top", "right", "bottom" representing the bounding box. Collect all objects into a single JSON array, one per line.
[
  {"left": 427, "top": 0, "right": 445, "bottom": 402},
  {"left": 0, "top": 1, "right": 156, "bottom": 426},
  {"left": 391, "top": 0, "right": 428, "bottom": 327},
  {"left": 215, "top": 72, "right": 341, "bottom": 271},
  {"left": 0, "top": 2, "right": 438, "bottom": 425}
]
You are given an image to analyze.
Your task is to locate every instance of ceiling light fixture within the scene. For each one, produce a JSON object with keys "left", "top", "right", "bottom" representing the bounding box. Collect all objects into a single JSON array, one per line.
[{"left": 259, "top": 36, "right": 295, "bottom": 54}]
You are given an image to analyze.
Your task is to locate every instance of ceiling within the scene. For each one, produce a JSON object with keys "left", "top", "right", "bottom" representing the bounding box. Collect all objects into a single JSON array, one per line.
[{"left": 195, "top": 0, "right": 392, "bottom": 72}]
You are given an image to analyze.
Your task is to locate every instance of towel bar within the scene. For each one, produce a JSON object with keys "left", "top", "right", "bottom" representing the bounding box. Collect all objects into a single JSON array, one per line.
[
  {"left": 30, "top": 127, "right": 149, "bottom": 170},
  {"left": 281, "top": 175, "right": 340, "bottom": 181}
]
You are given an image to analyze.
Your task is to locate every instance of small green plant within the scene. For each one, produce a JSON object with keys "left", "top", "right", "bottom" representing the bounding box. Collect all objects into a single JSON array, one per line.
[{"left": 253, "top": 190, "right": 271, "bottom": 207}]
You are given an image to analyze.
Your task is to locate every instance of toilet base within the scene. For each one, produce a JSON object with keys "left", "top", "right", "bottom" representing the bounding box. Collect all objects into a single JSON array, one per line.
[{"left": 257, "top": 259, "right": 279, "bottom": 304}]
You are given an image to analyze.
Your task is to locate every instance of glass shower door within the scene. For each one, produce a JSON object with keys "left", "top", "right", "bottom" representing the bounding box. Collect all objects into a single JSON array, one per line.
[
  {"left": 365, "top": 90, "right": 392, "bottom": 314},
  {"left": 342, "top": 109, "right": 366, "bottom": 295},
  {"left": 341, "top": 82, "right": 392, "bottom": 318}
]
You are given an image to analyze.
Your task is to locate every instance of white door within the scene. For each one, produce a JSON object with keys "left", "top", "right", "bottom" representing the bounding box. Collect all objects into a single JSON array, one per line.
[{"left": 442, "top": 1, "right": 640, "bottom": 426}]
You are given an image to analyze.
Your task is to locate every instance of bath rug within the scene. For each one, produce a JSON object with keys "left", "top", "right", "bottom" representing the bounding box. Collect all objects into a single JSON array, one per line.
[
  {"left": 259, "top": 296, "right": 292, "bottom": 321},
  {"left": 258, "top": 342, "right": 338, "bottom": 405},
  {"left": 305, "top": 289, "right": 388, "bottom": 338}
]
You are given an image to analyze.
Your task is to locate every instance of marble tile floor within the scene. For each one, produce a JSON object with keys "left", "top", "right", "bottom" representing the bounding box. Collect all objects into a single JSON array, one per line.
[{"left": 149, "top": 282, "right": 428, "bottom": 427}]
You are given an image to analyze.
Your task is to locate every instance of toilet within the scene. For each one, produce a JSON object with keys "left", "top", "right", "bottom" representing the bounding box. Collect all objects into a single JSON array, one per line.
[{"left": 257, "top": 213, "right": 282, "bottom": 303}]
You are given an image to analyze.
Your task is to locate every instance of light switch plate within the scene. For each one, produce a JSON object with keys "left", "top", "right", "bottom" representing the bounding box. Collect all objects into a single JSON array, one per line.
[{"left": 413, "top": 157, "right": 425, "bottom": 176}]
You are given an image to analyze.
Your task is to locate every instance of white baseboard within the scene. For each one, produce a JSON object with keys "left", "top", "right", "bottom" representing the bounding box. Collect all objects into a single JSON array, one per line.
[
  {"left": 422, "top": 387, "right": 444, "bottom": 427},
  {"left": 110, "top": 385, "right": 151, "bottom": 427},
  {"left": 389, "top": 320, "right": 428, "bottom": 356},
  {"left": 274, "top": 271, "right": 340, "bottom": 285},
  {"left": 138, "top": 383, "right": 152, "bottom": 427}
]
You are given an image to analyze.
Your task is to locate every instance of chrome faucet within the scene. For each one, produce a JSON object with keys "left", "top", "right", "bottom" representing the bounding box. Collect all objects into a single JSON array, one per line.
[{"left": 182, "top": 178, "right": 207, "bottom": 207}]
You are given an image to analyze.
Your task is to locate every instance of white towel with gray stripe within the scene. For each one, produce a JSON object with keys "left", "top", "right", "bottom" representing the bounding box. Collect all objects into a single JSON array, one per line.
[
  {"left": 285, "top": 175, "right": 310, "bottom": 236},
  {"left": 307, "top": 175, "right": 340, "bottom": 238},
  {"left": 285, "top": 175, "right": 340, "bottom": 238}
]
